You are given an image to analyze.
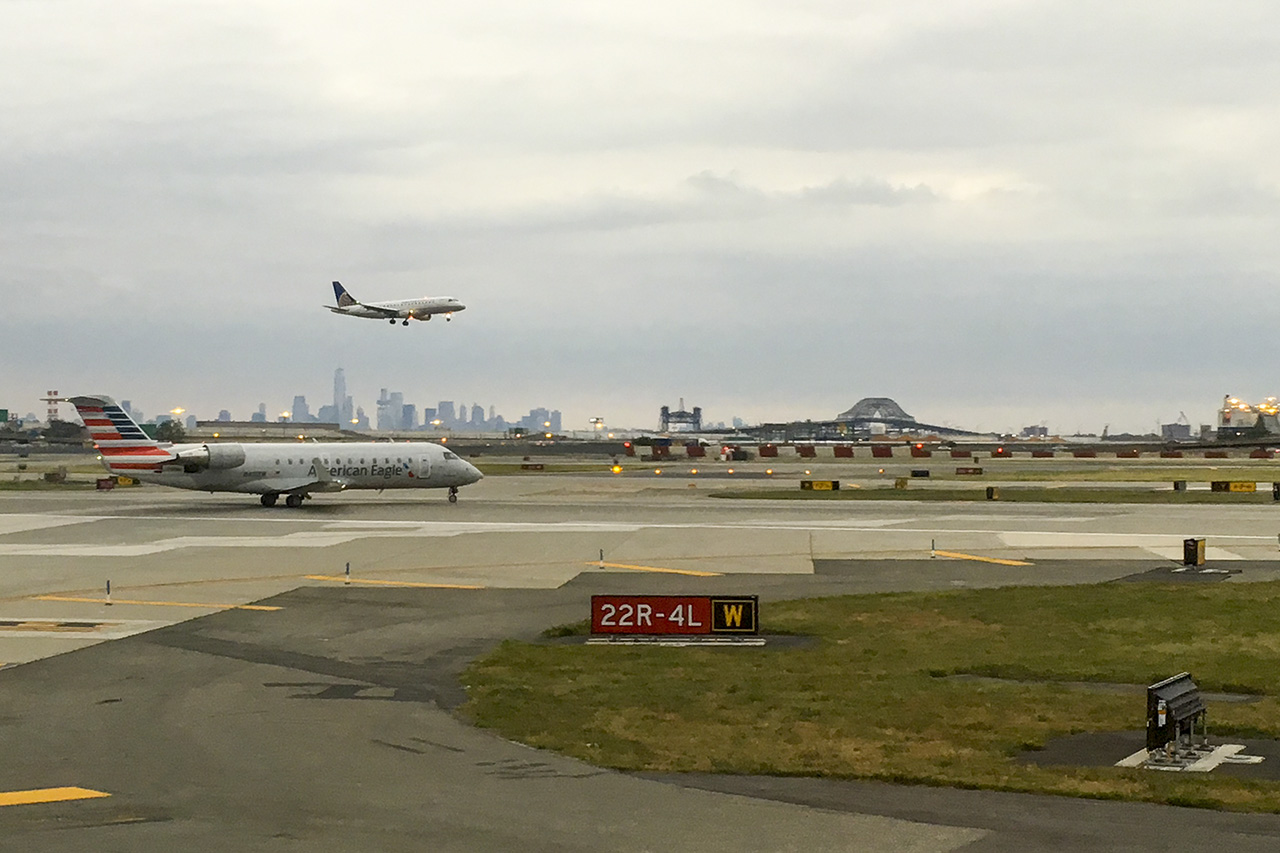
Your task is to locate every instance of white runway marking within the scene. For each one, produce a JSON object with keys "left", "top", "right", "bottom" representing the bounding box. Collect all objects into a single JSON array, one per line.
[{"left": 0, "top": 515, "right": 100, "bottom": 535}]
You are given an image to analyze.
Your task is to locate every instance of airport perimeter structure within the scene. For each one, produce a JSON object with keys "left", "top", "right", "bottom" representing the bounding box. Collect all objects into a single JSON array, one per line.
[{"left": 5, "top": 465, "right": 1280, "bottom": 850}]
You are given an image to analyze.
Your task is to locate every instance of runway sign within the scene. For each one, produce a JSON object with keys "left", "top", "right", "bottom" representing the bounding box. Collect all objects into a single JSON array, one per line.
[
  {"left": 800, "top": 480, "right": 839, "bottom": 491},
  {"left": 591, "top": 595, "right": 759, "bottom": 635}
]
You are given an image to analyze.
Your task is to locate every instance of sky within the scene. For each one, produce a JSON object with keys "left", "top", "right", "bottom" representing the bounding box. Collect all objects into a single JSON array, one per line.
[{"left": 4, "top": 1, "right": 1280, "bottom": 434}]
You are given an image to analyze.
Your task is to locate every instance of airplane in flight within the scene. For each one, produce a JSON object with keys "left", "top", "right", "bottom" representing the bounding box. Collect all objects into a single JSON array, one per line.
[
  {"left": 55, "top": 395, "right": 483, "bottom": 508},
  {"left": 326, "top": 281, "right": 466, "bottom": 326}
]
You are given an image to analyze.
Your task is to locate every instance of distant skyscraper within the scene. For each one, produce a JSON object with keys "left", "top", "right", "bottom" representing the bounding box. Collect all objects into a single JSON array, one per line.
[
  {"left": 334, "top": 368, "right": 354, "bottom": 424},
  {"left": 292, "top": 395, "right": 311, "bottom": 423},
  {"left": 317, "top": 404, "right": 337, "bottom": 423},
  {"left": 402, "top": 404, "right": 418, "bottom": 430},
  {"left": 353, "top": 406, "right": 369, "bottom": 430},
  {"left": 470, "top": 403, "right": 484, "bottom": 427},
  {"left": 218, "top": 409, "right": 231, "bottom": 422},
  {"left": 377, "top": 389, "right": 406, "bottom": 430},
  {"left": 437, "top": 401, "right": 456, "bottom": 426},
  {"left": 251, "top": 403, "right": 267, "bottom": 423},
  {"left": 550, "top": 410, "right": 561, "bottom": 433}
]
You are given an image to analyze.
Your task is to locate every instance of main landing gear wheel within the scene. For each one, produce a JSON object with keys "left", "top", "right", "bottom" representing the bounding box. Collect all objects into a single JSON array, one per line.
[
  {"left": 285, "top": 493, "right": 304, "bottom": 508},
  {"left": 260, "top": 493, "right": 278, "bottom": 507},
  {"left": 402, "top": 318, "right": 410, "bottom": 326},
  {"left": 448, "top": 486, "right": 458, "bottom": 504},
  {"left": 388, "top": 318, "right": 396, "bottom": 324}
]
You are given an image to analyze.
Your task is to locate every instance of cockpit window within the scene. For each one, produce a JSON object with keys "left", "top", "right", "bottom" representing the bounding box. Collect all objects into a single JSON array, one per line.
[{"left": 443, "top": 451, "right": 459, "bottom": 461}]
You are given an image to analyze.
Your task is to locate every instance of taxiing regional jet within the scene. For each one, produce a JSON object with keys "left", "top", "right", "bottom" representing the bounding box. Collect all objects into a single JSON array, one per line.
[
  {"left": 56, "top": 395, "right": 483, "bottom": 508},
  {"left": 326, "top": 281, "right": 465, "bottom": 326}
]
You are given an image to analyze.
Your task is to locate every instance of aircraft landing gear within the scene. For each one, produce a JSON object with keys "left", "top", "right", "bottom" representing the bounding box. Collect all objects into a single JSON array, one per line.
[
  {"left": 402, "top": 319, "right": 410, "bottom": 326},
  {"left": 389, "top": 318, "right": 396, "bottom": 325},
  {"left": 260, "top": 493, "right": 278, "bottom": 507},
  {"left": 285, "top": 493, "right": 304, "bottom": 508},
  {"left": 448, "top": 486, "right": 458, "bottom": 504}
]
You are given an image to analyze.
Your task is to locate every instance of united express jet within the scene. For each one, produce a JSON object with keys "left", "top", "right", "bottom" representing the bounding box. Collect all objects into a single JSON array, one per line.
[
  {"left": 326, "top": 281, "right": 465, "bottom": 326},
  {"left": 57, "top": 395, "right": 483, "bottom": 507}
]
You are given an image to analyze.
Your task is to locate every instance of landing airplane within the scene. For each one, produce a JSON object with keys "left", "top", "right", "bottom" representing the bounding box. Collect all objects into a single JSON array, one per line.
[
  {"left": 326, "top": 281, "right": 465, "bottom": 326},
  {"left": 55, "top": 395, "right": 483, "bottom": 508}
]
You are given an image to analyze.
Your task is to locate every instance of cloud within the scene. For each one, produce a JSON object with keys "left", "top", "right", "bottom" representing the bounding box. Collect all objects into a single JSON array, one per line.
[{"left": 3, "top": 1, "right": 1280, "bottom": 432}]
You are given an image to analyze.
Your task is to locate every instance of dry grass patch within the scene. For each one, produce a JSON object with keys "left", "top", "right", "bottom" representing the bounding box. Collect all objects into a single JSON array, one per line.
[{"left": 464, "top": 582, "right": 1280, "bottom": 811}]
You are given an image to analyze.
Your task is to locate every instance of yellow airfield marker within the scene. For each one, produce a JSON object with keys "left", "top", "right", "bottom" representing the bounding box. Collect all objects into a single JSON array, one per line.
[
  {"left": 0, "top": 787, "right": 111, "bottom": 807},
  {"left": 586, "top": 561, "right": 723, "bottom": 578},
  {"left": 305, "top": 575, "right": 484, "bottom": 590},
  {"left": 32, "top": 595, "right": 280, "bottom": 611},
  {"left": 931, "top": 550, "right": 1032, "bottom": 567}
]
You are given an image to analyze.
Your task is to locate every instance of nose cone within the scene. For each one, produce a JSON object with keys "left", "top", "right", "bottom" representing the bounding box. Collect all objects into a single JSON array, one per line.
[{"left": 464, "top": 461, "right": 483, "bottom": 484}]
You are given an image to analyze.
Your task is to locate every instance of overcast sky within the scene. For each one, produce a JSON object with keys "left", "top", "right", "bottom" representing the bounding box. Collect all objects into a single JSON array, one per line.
[{"left": 4, "top": 1, "right": 1279, "bottom": 433}]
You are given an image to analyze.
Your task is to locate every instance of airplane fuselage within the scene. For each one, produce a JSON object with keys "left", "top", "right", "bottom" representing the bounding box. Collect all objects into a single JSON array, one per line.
[
  {"left": 329, "top": 296, "right": 465, "bottom": 321},
  {"left": 105, "top": 441, "right": 481, "bottom": 495}
]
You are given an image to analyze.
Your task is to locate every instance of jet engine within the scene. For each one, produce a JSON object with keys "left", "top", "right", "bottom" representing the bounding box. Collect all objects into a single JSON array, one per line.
[{"left": 174, "top": 444, "right": 247, "bottom": 472}]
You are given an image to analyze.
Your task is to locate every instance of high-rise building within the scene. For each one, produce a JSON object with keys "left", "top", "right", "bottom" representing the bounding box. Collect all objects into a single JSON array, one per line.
[
  {"left": 437, "top": 401, "right": 456, "bottom": 426},
  {"left": 402, "top": 404, "right": 418, "bottom": 430},
  {"left": 218, "top": 410, "right": 231, "bottom": 422},
  {"left": 251, "top": 403, "right": 267, "bottom": 423},
  {"left": 470, "top": 403, "right": 485, "bottom": 427},
  {"left": 376, "top": 389, "right": 406, "bottom": 431},
  {"left": 292, "top": 395, "right": 311, "bottom": 423},
  {"left": 334, "top": 368, "right": 354, "bottom": 424},
  {"left": 550, "top": 410, "right": 562, "bottom": 433}
]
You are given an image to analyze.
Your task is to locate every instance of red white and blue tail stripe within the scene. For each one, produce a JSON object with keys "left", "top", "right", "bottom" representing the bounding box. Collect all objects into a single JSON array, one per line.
[{"left": 62, "top": 395, "right": 175, "bottom": 472}]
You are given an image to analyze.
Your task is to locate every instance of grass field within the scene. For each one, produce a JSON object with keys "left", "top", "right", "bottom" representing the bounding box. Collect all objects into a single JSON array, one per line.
[{"left": 463, "top": 582, "right": 1280, "bottom": 811}]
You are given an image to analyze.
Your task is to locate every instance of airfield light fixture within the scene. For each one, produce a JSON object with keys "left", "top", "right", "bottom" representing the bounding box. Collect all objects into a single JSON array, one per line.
[{"left": 611, "top": 465, "right": 622, "bottom": 474}]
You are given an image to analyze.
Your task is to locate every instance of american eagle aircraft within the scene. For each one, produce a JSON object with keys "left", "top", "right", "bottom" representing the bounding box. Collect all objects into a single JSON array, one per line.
[
  {"left": 326, "top": 281, "right": 465, "bottom": 326},
  {"left": 57, "top": 395, "right": 483, "bottom": 508}
]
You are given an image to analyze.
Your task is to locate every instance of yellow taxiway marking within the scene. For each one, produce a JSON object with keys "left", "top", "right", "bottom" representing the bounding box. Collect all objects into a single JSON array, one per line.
[
  {"left": 32, "top": 596, "right": 281, "bottom": 612},
  {"left": 932, "top": 550, "right": 1032, "bottom": 567},
  {"left": 305, "top": 576, "right": 484, "bottom": 589},
  {"left": 587, "top": 561, "right": 723, "bottom": 578},
  {"left": 0, "top": 787, "right": 111, "bottom": 807}
]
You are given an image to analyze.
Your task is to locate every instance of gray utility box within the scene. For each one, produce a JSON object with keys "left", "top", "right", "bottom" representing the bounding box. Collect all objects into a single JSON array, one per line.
[{"left": 1146, "top": 672, "right": 1207, "bottom": 752}]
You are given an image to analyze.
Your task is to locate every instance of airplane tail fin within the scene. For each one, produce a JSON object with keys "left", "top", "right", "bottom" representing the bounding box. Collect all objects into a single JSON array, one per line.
[
  {"left": 54, "top": 395, "right": 174, "bottom": 472},
  {"left": 332, "top": 281, "right": 358, "bottom": 308}
]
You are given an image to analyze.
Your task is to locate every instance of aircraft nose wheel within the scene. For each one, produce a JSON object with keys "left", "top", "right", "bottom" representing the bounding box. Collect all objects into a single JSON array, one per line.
[
  {"left": 448, "top": 486, "right": 458, "bottom": 504},
  {"left": 402, "top": 319, "right": 410, "bottom": 326}
]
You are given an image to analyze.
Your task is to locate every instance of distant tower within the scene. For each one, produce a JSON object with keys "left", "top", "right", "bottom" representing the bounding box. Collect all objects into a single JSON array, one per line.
[{"left": 334, "top": 368, "right": 351, "bottom": 423}]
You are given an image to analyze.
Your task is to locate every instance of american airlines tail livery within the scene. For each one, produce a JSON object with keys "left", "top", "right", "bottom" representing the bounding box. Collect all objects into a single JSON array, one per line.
[
  {"left": 58, "top": 395, "right": 483, "bottom": 508},
  {"left": 327, "top": 281, "right": 465, "bottom": 326}
]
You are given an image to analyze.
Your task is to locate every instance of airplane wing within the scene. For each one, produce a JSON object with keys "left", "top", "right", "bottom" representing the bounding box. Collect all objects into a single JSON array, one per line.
[
  {"left": 244, "top": 460, "right": 351, "bottom": 495},
  {"left": 354, "top": 302, "right": 402, "bottom": 318}
]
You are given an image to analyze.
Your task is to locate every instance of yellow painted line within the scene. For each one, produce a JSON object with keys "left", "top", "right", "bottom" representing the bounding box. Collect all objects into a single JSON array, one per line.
[
  {"left": 587, "top": 561, "right": 723, "bottom": 578},
  {"left": 32, "top": 595, "right": 281, "bottom": 612},
  {"left": 305, "top": 576, "right": 484, "bottom": 589},
  {"left": 0, "top": 787, "right": 111, "bottom": 807},
  {"left": 933, "top": 550, "right": 1032, "bottom": 567}
]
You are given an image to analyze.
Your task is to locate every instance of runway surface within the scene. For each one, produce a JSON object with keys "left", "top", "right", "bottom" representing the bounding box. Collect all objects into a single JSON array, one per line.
[{"left": 3, "top": 476, "right": 1280, "bottom": 850}]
